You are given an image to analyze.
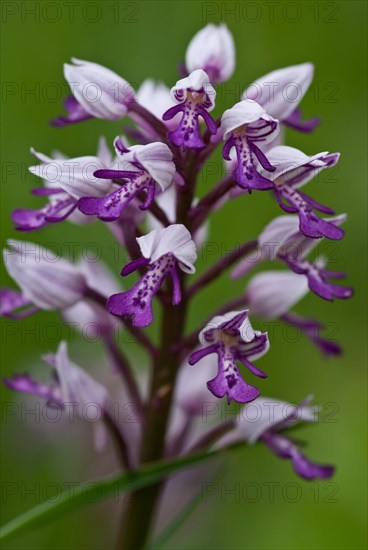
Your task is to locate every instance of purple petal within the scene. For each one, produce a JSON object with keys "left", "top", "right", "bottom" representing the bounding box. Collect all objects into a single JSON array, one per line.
[
  {"left": 51, "top": 95, "right": 93, "bottom": 127},
  {"left": 284, "top": 108, "right": 321, "bottom": 133},
  {"left": 3, "top": 373, "right": 62, "bottom": 406},
  {"left": 0, "top": 289, "right": 39, "bottom": 319}
]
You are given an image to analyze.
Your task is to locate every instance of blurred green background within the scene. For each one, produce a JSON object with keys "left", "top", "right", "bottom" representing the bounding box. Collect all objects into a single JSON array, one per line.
[{"left": 1, "top": 1, "right": 367, "bottom": 549}]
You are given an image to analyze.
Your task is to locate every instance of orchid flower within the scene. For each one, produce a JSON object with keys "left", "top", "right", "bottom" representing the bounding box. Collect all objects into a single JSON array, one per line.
[
  {"left": 263, "top": 146, "right": 341, "bottom": 238},
  {"left": 243, "top": 63, "right": 319, "bottom": 132},
  {"left": 108, "top": 224, "right": 197, "bottom": 327},
  {"left": 78, "top": 138, "right": 175, "bottom": 220},
  {"left": 189, "top": 310, "right": 269, "bottom": 404},
  {"left": 163, "top": 70, "right": 217, "bottom": 150},
  {"left": 53, "top": 58, "right": 135, "bottom": 124},
  {"left": 4, "top": 341, "right": 109, "bottom": 451},
  {"left": 12, "top": 138, "right": 113, "bottom": 231},
  {"left": 221, "top": 99, "right": 279, "bottom": 191},
  {"left": 185, "top": 23, "right": 235, "bottom": 83},
  {"left": 217, "top": 397, "right": 334, "bottom": 480}
]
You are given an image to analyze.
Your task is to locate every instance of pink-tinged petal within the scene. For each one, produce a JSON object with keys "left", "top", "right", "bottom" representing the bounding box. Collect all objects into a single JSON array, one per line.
[
  {"left": 3, "top": 240, "right": 87, "bottom": 310},
  {"left": 246, "top": 270, "right": 309, "bottom": 318},
  {"left": 185, "top": 24, "right": 235, "bottom": 83},
  {"left": 137, "top": 225, "right": 197, "bottom": 273},
  {"left": 243, "top": 63, "right": 314, "bottom": 120},
  {"left": 63, "top": 58, "right": 135, "bottom": 119}
]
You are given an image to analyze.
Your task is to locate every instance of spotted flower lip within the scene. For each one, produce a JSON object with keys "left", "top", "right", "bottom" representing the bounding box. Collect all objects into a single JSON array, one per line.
[
  {"left": 3, "top": 240, "right": 87, "bottom": 310},
  {"left": 243, "top": 63, "right": 315, "bottom": 123},
  {"left": 185, "top": 23, "right": 235, "bottom": 84},
  {"left": 12, "top": 138, "right": 112, "bottom": 232},
  {"left": 63, "top": 58, "right": 135, "bottom": 120},
  {"left": 107, "top": 224, "right": 197, "bottom": 327},
  {"left": 78, "top": 139, "right": 175, "bottom": 221},
  {"left": 221, "top": 99, "right": 279, "bottom": 191},
  {"left": 4, "top": 341, "right": 109, "bottom": 450},
  {"left": 215, "top": 396, "right": 334, "bottom": 480},
  {"left": 189, "top": 310, "right": 270, "bottom": 404},
  {"left": 163, "top": 70, "right": 217, "bottom": 150}
]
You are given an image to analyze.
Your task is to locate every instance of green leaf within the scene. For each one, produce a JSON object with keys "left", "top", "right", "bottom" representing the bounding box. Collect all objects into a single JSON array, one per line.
[{"left": 0, "top": 445, "right": 240, "bottom": 542}]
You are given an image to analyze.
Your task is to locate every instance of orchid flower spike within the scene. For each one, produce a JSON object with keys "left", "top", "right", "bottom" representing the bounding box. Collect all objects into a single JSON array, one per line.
[
  {"left": 78, "top": 139, "right": 175, "bottom": 221},
  {"left": 108, "top": 224, "right": 197, "bottom": 327},
  {"left": 4, "top": 341, "right": 109, "bottom": 451},
  {"left": 243, "top": 63, "right": 319, "bottom": 132},
  {"left": 189, "top": 310, "right": 270, "bottom": 404},
  {"left": 54, "top": 58, "right": 135, "bottom": 125},
  {"left": 185, "top": 23, "right": 235, "bottom": 84},
  {"left": 221, "top": 99, "right": 279, "bottom": 191},
  {"left": 163, "top": 70, "right": 217, "bottom": 150},
  {"left": 217, "top": 396, "right": 334, "bottom": 480},
  {"left": 12, "top": 138, "right": 112, "bottom": 232}
]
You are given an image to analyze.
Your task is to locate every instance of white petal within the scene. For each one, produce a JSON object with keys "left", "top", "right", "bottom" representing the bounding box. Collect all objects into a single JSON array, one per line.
[
  {"left": 29, "top": 155, "right": 112, "bottom": 199},
  {"left": 185, "top": 23, "right": 235, "bottom": 83},
  {"left": 64, "top": 58, "right": 135, "bottom": 119},
  {"left": 171, "top": 69, "right": 216, "bottom": 111},
  {"left": 199, "top": 310, "right": 256, "bottom": 344},
  {"left": 132, "top": 142, "right": 175, "bottom": 190},
  {"left": 238, "top": 397, "right": 316, "bottom": 444},
  {"left": 137, "top": 79, "right": 175, "bottom": 119},
  {"left": 243, "top": 63, "right": 314, "bottom": 120},
  {"left": 77, "top": 257, "right": 121, "bottom": 296},
  {"left": 246, "top": 270, "right": 309, "bottom": 318},
  {"left": 221, "top": 100, "right": 276, "bottom": 139},
  {"left": 137, "top": 224, "right": 197, "bottom": 273},
  {"left": 55, "top": 341, "right": 109, "bottom": 410},
  {"left": 4, "top": 240, "right": 86, "bottom": 310}
]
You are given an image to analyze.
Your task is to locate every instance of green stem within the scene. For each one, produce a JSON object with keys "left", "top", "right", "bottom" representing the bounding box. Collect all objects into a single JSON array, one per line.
[{"left": 119, "top": 152, "right": 198, "bottom": 550}]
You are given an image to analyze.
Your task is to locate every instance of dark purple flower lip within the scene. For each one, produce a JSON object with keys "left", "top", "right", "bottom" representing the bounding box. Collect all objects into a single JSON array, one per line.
[{"left": 284, "top": 108, "right": 320, "bottom": 133}]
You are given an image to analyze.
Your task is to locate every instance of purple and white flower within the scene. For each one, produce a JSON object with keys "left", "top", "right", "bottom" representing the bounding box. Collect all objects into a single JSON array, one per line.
[
  {"left": 12, "top": 138, "right": 113, "bottom": 231},
  {"left": 245, "top": 270, "right": 342, "bottom": 356},
  {"left": 185, "top": 23, "right": 235, "bottom": 84},
  {"left": 217, "top": 397, "right": 334, "bottom": 480},
  {"left": 163, "top": 70, "right": 217, "bottom": 150},
  {"left": 78, "top": 139, "right": 175, "bottom": 221},
  {"left": 60, "top": 58, "right": 135, "bottom": 122},
  {"left": 264, "top": 146, "right": 341, "bottom": 239},
  {"left": 189, "top": 310, "right": 269, "bottom": 404},
  {"left": 243, "top": 63, "right": 319, "bottom": 132},
  {"left": 4, "top": 341, "right": 109, "bottom": 450},
  {"left": 233, "top": 214, "right": 352, "bottom": 302},
  {"left": 107, "top": 224, "right": 197, "bottom": 327},
  {"left": 221, "top": 99, "right": 279, "bottom": 191},
  {"left": 2, "top": 240, "right": 87, "bottom": 311}
]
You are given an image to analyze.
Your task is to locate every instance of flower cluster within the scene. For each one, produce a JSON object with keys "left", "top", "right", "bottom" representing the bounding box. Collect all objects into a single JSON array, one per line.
[{"left": 1, "top": 22, "right": 353, "bottom": 547}]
